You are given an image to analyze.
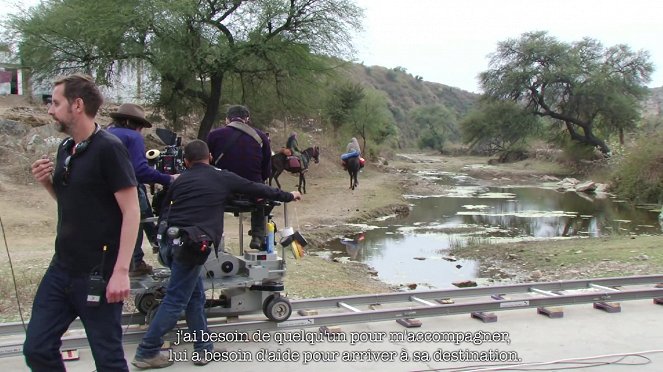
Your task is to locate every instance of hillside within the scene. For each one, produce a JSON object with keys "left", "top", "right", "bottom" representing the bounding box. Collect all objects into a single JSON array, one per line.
[
  {"left": 644, "top": 86, "right": 663, "bottom": 117},
  {"left": 344, "top": 63, "right": 479, "bottom": 118},
  {"left": 335, "top": 63, "right": 479, "bottom": 148}
]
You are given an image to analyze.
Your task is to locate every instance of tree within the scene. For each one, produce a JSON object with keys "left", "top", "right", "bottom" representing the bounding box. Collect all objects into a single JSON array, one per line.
[
  {"left": 480, "top": 31, "right": 653, "bottom": 155},
  {"left": 9, "top": 0, "right": 363, "bottom": 139},
  {"left": 461, "top": 98, "right": 542, "bottom": 155},
  {"left": 409, "top": 104, "right": 458, "bottom": 152},
  {"left": 326, "top": 82, "right": 365, "bottom": 132},
  {"left": 346, "top": 88, "right": 396, "bottom": 155}
]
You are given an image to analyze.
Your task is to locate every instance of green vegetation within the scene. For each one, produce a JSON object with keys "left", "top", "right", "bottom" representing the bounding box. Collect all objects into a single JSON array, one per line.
[
  {"left": 8, "top": 0, "right": 363, "bottom": 139},
  {"left": 410, "top": 104, "right": 458, "bottom": 152},
  {"left": 461, "top": 98, "right": 543, "bottom": 155},
  {"left": 480, "top": 31, "right": 653, "bottom": 155},
  {"left": 610, "top": 132, "right": 663, "bottom": 203}
]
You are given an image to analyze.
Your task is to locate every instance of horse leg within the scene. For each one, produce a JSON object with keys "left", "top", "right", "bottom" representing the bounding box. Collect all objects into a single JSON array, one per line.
[
  {"left": 273, "top": 170, "right": 282, "bottom": 189},
  {"left": 299, "top": 173, "right": 306, "bottom": 194}
]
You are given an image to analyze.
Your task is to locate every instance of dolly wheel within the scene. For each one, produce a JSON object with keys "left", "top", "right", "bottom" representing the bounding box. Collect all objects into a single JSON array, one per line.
[
  {"left": 265, "top": 297, "right": 292, "bottom": 322},
  {"left": 136, "top": 292, "right": 157, "bottom": 315},
  {"left": 262, "top": 294, "right": 276, "bottom": 317}
]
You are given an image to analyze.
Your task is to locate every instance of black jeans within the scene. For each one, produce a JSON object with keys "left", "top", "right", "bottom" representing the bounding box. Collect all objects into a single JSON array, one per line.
[{"left": 23, "top": 264, "right": 128, "bottom": 371}]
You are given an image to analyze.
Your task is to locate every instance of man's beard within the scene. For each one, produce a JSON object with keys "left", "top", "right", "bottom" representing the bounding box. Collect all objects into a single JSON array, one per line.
[{"left": 54, "top": 121, "right": 66, "bottom": 133}]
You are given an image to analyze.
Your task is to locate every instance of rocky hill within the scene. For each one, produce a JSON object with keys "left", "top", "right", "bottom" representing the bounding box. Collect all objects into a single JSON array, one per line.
[{"left": 344, "top": 64, "right": 479, "bottom": 118}]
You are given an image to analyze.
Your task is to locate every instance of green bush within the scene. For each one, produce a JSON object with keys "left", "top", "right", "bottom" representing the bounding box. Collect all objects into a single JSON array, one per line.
[{"left": 610, "top": 132, "right": 663, "bottom": 203}]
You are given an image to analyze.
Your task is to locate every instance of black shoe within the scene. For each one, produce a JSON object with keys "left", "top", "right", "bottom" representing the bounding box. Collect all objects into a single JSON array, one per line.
[{"left": 249, "top": 236, "right": 263, "bottom": 250}]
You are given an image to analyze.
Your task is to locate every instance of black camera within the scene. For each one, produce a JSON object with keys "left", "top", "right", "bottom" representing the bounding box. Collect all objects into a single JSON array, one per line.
[{"left": 147, "top": 128, "right": 185, "bottom": 176}]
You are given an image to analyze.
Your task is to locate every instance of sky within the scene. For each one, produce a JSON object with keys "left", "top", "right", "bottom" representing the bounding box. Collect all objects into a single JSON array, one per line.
[
  {"left": 6, "top": 0, "right": 663, "bottom": 93},
  {"left": 353, "top": 0, "right": 663, "bottom": 92}
]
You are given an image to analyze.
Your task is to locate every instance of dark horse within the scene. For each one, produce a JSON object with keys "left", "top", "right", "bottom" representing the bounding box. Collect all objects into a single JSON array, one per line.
[
  {"left": 270, "top": 146, "right": 320, "bottom": 194},
  {"left": 346, "top": 156, "right": 360, "bottom": 190}
]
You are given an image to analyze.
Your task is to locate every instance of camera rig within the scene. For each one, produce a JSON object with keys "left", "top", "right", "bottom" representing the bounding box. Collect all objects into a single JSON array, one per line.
[
  {"left": 146, "top": 128, "right": 184, "bottom": 216},
  {"left": 136, "top": 128, "right": 295, "bottom": 323},
  {"left": 146, "top": 128, "right": 185, "bottom": 176}
]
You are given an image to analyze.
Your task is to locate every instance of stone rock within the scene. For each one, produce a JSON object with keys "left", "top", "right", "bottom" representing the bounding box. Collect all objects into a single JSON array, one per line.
[
  {"left": 530, "top": 270, "right": 543, "bottom": 280},
  {"left": 452, "top": 280, "right": 477, "bottom": 288},
  {"left": 558, "top": 177, "right": 580, "bottom": 186},
  {"left": 595, "top": 183, "right": 610, "bottom": 193},
  {"left": 0, "top": 119, "right": 30, "bottom": 137},
  {"left": 541, "top": 175, "right": 561, "bottom": 182},
  {"left": 575, "top": 181, "right": 597, "bottom": 193}
]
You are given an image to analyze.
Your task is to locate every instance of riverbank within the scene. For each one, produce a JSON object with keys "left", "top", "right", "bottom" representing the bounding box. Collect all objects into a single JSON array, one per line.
[{"left": 451, "top": 235, "right": 663, "bottom": 283}]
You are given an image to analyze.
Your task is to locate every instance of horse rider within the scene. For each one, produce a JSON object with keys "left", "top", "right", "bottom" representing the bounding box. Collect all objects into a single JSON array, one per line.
[
  {"left": 206, "top": 105, "right": 272, "bottom": 251},
  {"left": 286, "top": 131, "right": 308, "bottom": 170},
  {"left": 341, "top": 137, "right": 362, "bottom": 169}
]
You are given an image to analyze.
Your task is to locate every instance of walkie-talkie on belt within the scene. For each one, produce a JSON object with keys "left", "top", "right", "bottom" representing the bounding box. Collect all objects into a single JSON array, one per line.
[{"left": 87, "top": 245, "right": 108, "bottom": 307}]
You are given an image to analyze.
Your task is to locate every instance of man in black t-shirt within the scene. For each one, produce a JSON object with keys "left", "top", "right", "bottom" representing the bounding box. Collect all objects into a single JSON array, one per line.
[{"left": 27, "top": 73, "right": 140, "bottom": 372}]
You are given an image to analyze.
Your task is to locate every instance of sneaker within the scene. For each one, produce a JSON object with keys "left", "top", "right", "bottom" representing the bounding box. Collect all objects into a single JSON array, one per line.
[
  {"left": 192, "top": 348, "right": 226, "bottom": 366},
  {"left": 249, "top": 236, "right": 264, "bottom": 250},
  {"left": 130, "top": 260, "right": 154, "bottom": 277},
  {"left": 132, "top": 352, "right": 174, "bottom": 369}
]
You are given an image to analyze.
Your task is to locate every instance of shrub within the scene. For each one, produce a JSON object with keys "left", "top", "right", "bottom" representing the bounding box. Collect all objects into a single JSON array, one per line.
[{"left": 610, "top": 132, "right": 663, "bottom": 203}]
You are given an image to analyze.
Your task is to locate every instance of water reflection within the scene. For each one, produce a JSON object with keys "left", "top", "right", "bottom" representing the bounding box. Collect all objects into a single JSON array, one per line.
[{"left": 318, "top": 177, "right": 662, "bottom": 289}]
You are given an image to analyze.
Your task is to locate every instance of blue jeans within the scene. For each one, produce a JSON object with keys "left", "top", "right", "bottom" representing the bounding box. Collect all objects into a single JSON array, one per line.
[
  {"left": 341, "top": 150, "right": 360, "bottom": 161},
  {"left": 135, "top": 241, "right": 212, "bottom": 358},
  {"left": 23, "top": 264, "right": 127, "bottom": 372},
  {"left": 133, "top": 184, "right": 157, "bottom": 265}
]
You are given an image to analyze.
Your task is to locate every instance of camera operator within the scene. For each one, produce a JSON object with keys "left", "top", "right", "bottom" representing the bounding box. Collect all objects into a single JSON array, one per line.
[
  {"left": 107, "top": 103, "right": 178, "bottom": 276},
  {"left": 132, "top": 140, "right": 301, "bottom": 368}
]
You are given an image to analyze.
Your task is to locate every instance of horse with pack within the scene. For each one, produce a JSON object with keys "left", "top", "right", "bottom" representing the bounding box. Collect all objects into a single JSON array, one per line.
[{"left": 270, "top": 146, "right": 320, "bottom": 194}]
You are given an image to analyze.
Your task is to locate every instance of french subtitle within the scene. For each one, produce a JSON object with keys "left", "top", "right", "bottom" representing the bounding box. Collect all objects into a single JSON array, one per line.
[
  {"left": 166, "top": 329, "right": 520, "bottom": 365},
  {"left": 431, "top": 349, "right": 521, "bottom": 363},
  {"left": 388, "top": 330, "right": 512, "bottom": 345}
]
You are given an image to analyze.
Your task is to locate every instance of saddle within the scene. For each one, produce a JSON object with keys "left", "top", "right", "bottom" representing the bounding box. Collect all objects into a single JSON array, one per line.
[
  {"left": 286, "top": 156, "right": 302, "bottom": 172},
  {"left": 341, "top": 157, "right": 365, "bottom": 170},
  {"left": 280, "top": 148, "right": 293, "bottom": 157}
]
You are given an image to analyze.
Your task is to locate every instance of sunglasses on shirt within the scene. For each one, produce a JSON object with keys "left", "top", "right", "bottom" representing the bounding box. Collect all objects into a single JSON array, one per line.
[{"left": 61, "top": 139, "right": 91, "bottom": 186}]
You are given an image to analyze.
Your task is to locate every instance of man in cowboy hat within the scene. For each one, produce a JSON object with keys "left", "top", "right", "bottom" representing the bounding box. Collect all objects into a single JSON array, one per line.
[{"left": 108, "top": 103, "right": 177, "bottom": 276}]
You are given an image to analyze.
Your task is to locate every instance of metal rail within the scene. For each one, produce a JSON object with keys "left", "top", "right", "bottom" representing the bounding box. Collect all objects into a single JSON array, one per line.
[{"left": 1, "top": 275, "right": 662, "bottom": 357}]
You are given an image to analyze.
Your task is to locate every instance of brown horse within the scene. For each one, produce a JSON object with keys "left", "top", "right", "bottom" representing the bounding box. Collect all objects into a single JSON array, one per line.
[
  {"left": 346, "top": 156, "right": 360, "bottom": 190},
  {"left": 270, "top": 146, "right": 320, "bottom": 194}
]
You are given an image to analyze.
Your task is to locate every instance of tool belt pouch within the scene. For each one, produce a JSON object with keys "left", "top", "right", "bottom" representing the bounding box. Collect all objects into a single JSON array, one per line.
[{"left": 172, "top": 226, "right": 213, "bottom": 266}]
